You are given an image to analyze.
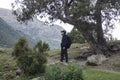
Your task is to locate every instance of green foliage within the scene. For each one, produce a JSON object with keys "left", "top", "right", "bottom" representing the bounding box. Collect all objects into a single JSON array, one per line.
[
  {"left": 1, "top": 48, "right": 120, "bottom": 80},
  {"left": 68, "top": 28, "right": 86, "bottom": 44},
  {"left": 12, "top": 0, "right": 120, "bottom": 54},
  {"left": 17, "top": 51, "right": 47, "bottom": 75},
  {"left": 0, "top": 48, "right": 17, "bottom": 80},
  {"left": 45, "top": 64, "right": 83, "bottom": 80},
  {"left": 34, "top": 40, "right": 50, "bottom": 53},
  {"left": 62, "top": 64, "right": 83, "bottom": 80},
  {"left": 12, "top": 38, "right": 48, "bottom": 75},
  {"left": 12, "top": 37, "right": 29, "bottom": 57},
  {"left": 45, "top": 65, "right": 61, "bottom": 80},
  {"left": 2, "top": 71, "right": 16, "bottom": 80}
]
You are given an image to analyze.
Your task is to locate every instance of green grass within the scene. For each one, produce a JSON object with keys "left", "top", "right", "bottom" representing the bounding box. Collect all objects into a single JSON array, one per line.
[
  {"left": 70, "top": 43, "right": 87, "bottom": 48},
  {"left": 47, "top": 43, "right": 83, "bottom": 58},
  {"left": 46, "top": 49, "right": 60, "bottom": 56},
  {"left": 84, "top": 68, "right": 120, "bottom": 80},
  {"left": 0, "top": 48, "right": 16, "bottom": 71},
  {"left": 1, "top": 48, "right": 120, "bottom": 80},
  {"left": 12, "top": 65, "right": 120, "bottom": 80},
  {"left": 0, "top": 48, "right": 17, "bottom": 80}
]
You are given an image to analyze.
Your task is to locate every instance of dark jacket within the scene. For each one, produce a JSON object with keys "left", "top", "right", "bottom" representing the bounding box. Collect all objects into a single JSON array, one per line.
[{"left": 61, "top": 35, "right": 68, "bottom": 48}]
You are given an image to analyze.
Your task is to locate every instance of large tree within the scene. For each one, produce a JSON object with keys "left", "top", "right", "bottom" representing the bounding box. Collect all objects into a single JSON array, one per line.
[{"left": 12, "top": 0, "right": 120, "bottom": 55}]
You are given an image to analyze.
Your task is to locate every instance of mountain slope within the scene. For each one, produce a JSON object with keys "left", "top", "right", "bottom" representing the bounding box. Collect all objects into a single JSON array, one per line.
[
  {"left": 0, "top": 18, "right": 32, "bottom": 47},
  {"left": 0, "top": 8, "right": 63, "bottom": 49},
  {"left": 0, "top": 18, "right": 17, "bottom": 47}
]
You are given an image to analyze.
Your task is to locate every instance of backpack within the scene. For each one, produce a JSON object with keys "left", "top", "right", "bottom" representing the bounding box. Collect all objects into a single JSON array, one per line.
[{"left": 67, "top": 36, "right": 71, "bottom": 48}]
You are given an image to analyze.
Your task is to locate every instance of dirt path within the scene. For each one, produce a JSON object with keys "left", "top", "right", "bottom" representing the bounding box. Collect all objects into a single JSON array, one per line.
[
  {"left": 93, "top": 68, "right": 120, "bottom": 74},
  {"left": 47, "top": 57, "right": 120, "bottom": 74}
]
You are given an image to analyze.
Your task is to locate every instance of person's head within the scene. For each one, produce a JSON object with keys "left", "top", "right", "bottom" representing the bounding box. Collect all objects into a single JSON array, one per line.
[{"left": 61, "top": 30, "right": 66, "bottom": 36}]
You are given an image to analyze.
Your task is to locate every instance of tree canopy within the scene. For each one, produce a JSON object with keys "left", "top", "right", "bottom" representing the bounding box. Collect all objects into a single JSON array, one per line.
[
  {"left": 68, "top": 28, "right": 85, "bottom": 44},
  {"left": 12, "top": 0, "right": 120, "bottom": 54}
]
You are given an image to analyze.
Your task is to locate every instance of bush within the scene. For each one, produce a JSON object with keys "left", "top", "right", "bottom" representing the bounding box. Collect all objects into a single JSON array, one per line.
[
  {"left": 2, "top": 71, "right": 16, "bottom": 80},
  {"left": 45, "top": 65, "right": 62, "bottom": 80},
  {"left": 12, "top": 37, "right": 29, "bottom": 57},
  {"left": 12, "top": 38, "right": 47, "bottom": 75},
  {"left": 17, "top": 51, "right": 47, "bottom": 75},
  {"left": 45, "top": 64, "right": 84, "bottom": 80},
  {"left": 62, "top": 64, "right": 83, "bottom": 80},
  {"left": 34, "top": 40, "right": 50, "bottom": 53}
]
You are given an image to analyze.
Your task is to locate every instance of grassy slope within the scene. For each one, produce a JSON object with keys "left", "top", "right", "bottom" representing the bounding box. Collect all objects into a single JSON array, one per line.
[
  {"left": 47, "top": 43, "right": 120, "bottom": 80},
  {"left": 84, "top": 68, "right": 120, "bottom": 80},
  {"left": 0, "top": 47, "right": 120, "bottom": 80},
  {"left": 47, "top": 43, "right": 87, "bottom": 58},
  {"left": 0, "top": 48, "right": 16, "bottom": 70},
  {"left": 0, "top": 48, "right": 17, "bottom": 80}
]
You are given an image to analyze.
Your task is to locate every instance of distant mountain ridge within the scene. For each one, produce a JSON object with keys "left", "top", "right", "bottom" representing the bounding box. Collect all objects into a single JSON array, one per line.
[
  {"left": 0, "top": 8, "right": 63, "bottom": 49},
  {"left": 0, "top": 17, "right": 34, "bottom": 48}
]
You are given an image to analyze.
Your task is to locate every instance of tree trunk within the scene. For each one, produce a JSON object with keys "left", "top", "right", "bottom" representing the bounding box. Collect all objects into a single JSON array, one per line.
[
  {"left": 76, "top": 24, "right": 110, "bottom": 56},
  {"left": 95, "top": 1, "right": 107, "bottom": 45},
  {"left": 94, "top": 0, "right": 111, "bottom": 55},
  {"left": 73, "top": 0, "right": 111, "bottom": 56},
  {"left": 82, "top": 30, "right": 105, "bottom": 54}
]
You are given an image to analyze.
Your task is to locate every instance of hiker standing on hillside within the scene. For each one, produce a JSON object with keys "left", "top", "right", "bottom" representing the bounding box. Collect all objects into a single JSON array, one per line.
[{"left": 60, "top": 30, "right": 71, "bottom": 63}]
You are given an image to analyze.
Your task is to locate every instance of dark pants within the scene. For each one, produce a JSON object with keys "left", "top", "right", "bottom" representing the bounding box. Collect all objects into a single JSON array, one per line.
[{"left": 60, "top": 47, "right": 68, "bottom": 62}]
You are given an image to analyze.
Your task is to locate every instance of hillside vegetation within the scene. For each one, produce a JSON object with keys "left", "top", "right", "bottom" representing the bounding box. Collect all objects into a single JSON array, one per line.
[{"left": 0, "top": 43, "right": 120, "bottom": 80}]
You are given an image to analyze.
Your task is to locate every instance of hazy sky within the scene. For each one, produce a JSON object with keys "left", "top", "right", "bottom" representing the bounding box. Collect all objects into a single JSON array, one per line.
[
  {"left": 0, "top": 0, "right": 15, "bottom": 9},
  {"left": 0, "top": 0, "right": 120, "bottom": 39},
  {"left": 0, "top": 0, "right": 73, "bottom": 32}
]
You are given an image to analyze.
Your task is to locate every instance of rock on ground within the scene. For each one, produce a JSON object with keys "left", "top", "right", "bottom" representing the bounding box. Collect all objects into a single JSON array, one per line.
[{"left": 87, "top": 54, "right": 108, "bottom": 66}]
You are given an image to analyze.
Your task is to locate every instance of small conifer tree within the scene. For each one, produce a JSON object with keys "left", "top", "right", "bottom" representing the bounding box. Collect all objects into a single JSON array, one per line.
[{"left": 12, "top": 38, "right": 48, "bottom": 75}]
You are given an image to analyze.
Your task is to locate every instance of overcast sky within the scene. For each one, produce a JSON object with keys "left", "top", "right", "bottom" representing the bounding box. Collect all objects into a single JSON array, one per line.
[
  {"left": 0, "top": 0, "right": 120, "bottom": 39},
  {"left": 0, "top": 0, "right": 15, "bottom": 9}
]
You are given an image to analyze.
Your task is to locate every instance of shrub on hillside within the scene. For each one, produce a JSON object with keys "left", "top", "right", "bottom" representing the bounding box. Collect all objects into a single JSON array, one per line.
[
  {"left": 45, "top": 64, "right": 84, "bottom": 80},
  {"left": 62, "top": 64, "right": 83, "bottom": 80},
  {"left": 12, "top": 38, "right": 47, "bottom": 75},
  {"left": 45, "top": 65, "right": 62, "bottom": 80},
  {"left": 12, "top": 37, "right": 29, "bottom": 57},
  {"left": 2, "top": 71, "right": 16, "bottom": 80},
  {"left": 34, "top": 40, "right": 50, "bottom": 53}
]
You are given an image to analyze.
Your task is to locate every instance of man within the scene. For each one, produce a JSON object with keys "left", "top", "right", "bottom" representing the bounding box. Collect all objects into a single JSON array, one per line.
[{"left": 60, "top": 30, "right": 69, "bottom": 63}]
